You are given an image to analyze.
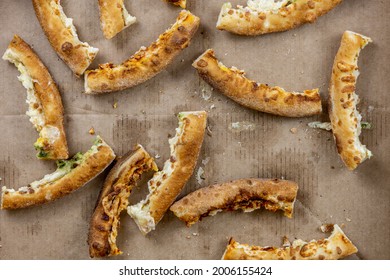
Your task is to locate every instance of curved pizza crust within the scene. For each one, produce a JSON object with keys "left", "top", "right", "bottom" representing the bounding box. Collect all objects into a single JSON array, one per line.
[
  {"left": 223, "top": 224, "right": 358, "bottom": 260},
  {"left": 84, "top": 10, "right": 200, "bottom": 94},
  {"left": 98, "top": 0, "right": 136, "bottom": 39},
  {"left": 2, "top": 35, "right": 68, "bottom": 160},
  {"left": 128, "top": 111, "right": 207, "bottom": 235},
  {"left": 193, "top": 49, "right": 322, "bottom": 117},
  {"left": 32, "top": 0, "right": 99, "bottom": 76},
  {"left": 170, "top": 178, "right": 298, "bottom": 227},
  {"left": 1, "top": 137, "right": 115, "bottom": 210},
  {"left": 217, "top": 0, "right": 342, "bottom": 36},
  {"left": 329, "top": 31, "right": 372, "bottom": 170},
  {"left": 165, "top": 0, "right": 186, "bottom": 9},
  {"left": 88, "top": 145, "right": 157, "bottom": 258}
]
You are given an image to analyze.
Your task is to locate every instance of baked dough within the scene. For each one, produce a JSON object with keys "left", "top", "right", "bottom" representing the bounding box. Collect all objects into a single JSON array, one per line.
[
  {"left": 1, "top": 137, "right": 115, "bottom": 210},
  {"left": 217, "top": 0, "right": 342, "bottom": 36},
  {"left": 84, "top": 10, "right": 200, "bottom": 94},
  {"left": 88, "top": 145, "right": 157, "bottom": 258},
  {"left": 329, "top": 31, "right": 372, "bottom": 170},
  {"left": 193, "top": 49, "right": 322, "bottom": 117},
  {"left": 165, "top": 0, "right": 186, "bottom": 9},
  {"left": 223, "top": 224, "right": 358, "bottom": 260},
  {"left": 98, "top": 0, "right": 136, "bottom": 39},
  {"left": 2, "top": 35, "right": 68, "bottom": 160},
  {"left": 32, "top": 0, "right": 99, "bottom": 76},
  {"left": 170, "top": 178, "right": 298, "bottom": 226},
  {"left": 128, "top": 111, "right": 207, "bottom": 235}
]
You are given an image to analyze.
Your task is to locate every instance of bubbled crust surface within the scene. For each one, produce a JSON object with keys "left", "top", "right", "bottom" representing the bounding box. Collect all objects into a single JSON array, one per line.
[
  {"left": 98, "top": 0, "right": 133, "bottom": 39},
  {"left": 6, "top": 35, "right": 68, "bottom": 160},
  {"left": 32, "top": 0, "right": 98, "bottom": 76},
  {"left": 84, "top": 10, "right": 200, "bottom": 94},
  {"left": 148, "top": 112, "right": 207, "bottom": 227},
  {"left": 88, "top": 145, "right": 157, "bottom": 258},
  {"left": 217, "top": 0, "right": 342, "bottom": 36},
  {"left": 329, "top": 31, "right": 372, "bottom": 170},
  {"left": 170, "top": 178, "right": 298, "bottom": 226},
  {"left": 1, "top": 144, "right": 115, "bottom": 210},
  {"left": 165, "top": 0, "right": 186, "bottom": 9},
  {"left": 222, "top": 224, "right": 358, "bottom": 260},
  {"left": 193, "top": 49, "right": 321, "bottom": 117}
]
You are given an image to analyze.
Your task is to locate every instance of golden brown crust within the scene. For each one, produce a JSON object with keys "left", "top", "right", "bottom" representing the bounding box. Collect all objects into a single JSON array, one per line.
[
  {"left": 98, "top": 0, "right": 136, "bottom": 39},
  {"left": 128, "top": 111, "right": 207, "bottom": 235},
  {"left": 84, "top": 10, "right": 200, "bottom": 94},
  {"left": 88, "top": 145, "right": 157, "bottom": 258},
  {"left": 1, "top": 140, "right": 115, "bottom": 210},
  {"left": 3, "top": 35, "right": 68, "bottom": 160},
  {"left": 32, "top": 0, "right": 98, "bottom": 76},
  {"left": 223, "top": 224, "right": 358, "bottom": 260},
  {"left": 165, "top": 0, "right": 186, "bottom": 9},
  {"left": 193, "top": 49, "right": 322, "bottom": 117},
  {"left": 329, "top": 31, "right": 372, "bottom": 170},
  {"left": 217, "top": 0, "right": 342, "bottom": 36},
  {"left": 170, "top": 178, "right": 298, "bottom": 226}
]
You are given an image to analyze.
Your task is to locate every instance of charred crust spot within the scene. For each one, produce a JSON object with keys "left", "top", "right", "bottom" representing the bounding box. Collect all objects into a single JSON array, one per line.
[
  {"left": 177, "top": 26, "right": 186, "bottom": 33},
  {"left": 102, "top": 213, "right": 109, "bottom": 221},
  {"left": 348, "top": 139, "right": 354, "bottom": 144},
  {"left": 172, "top": 36, "right": 188, "bottom": 47},
  {"left": 252, "top": 82, "right": 259, "bottom": 91},
  {"left": 151, "top": 58, "right": 160, "bottom": 66},
  {"left": 19, "top": 190, "right": 27, "bottom": 194},
  {"left": 164, "top": 47, "right": 173, "bottom": 54},
  {"left": 182, "top": 198, "right": 189, "bottom": 205},
  {"left": 291, "top": 256, "right": 296, "bottom": 260},
  {"left": 228, "top": 9, "right": 234, "bottom": 15},
  {"left": 162, "top": 174, "right": 167, "bottom": 180},
  {"left": 277, "top": 195, "right": 285, "bottom": 201},
  {"left": 336, "top": 246, "right": 342, "bottom": 255},
  {"left": 319, "top": 254, "right": 325, "bottom": 260},
  {"left": 170, "top": 156, "right": 176, "bottom": 163},
  {"left": 61, "top": 42, "right": 73, "bottom": 53},
  {"left": 28, "top": 187, "right": 35, "bottom": 194},
  {"left": 196, "top": 59, "right": 208, "bottom": 68},
  {"left": 353, "top": 156, "right": 361, "bottom": 163},
  {"left": 262, "top": 247, "right": 274, "bottom": 251},
  {"left": 156, "top": 181, "right": 161, "bottom": 187}
]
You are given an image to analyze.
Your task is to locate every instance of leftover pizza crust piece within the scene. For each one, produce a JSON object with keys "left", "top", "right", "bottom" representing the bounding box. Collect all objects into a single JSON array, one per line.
[
  {"left": 165, "top": 0, "right": 186, "bottom": 9},
  {"left": 2, "top": 35, "right": 68, "bottom": 160},
  {"left": 223, "top": 224, "right": 358, "bottom": 260},
  {"left": 329, "top": 31, "right": 373, "bottom": 170},
  {"left": 88, "top": 145, "right": 158, "bottom": 258},
  {"left": 98, "top": 0, "right": 136, "bottom": 39},
  {"left": 193, "top": 49, "right": 322, "bottom": 117},
  {"left": 32, "top": 0, "right": 99, "bottom": 76},
  {"left": 170, "top": 178, "right": 298, "bottom": 226},
  {"left": 217, "top": 0, "right": 342, "bottom": 36},
  {"left": 128, "top": 111, "right": 207, "bottom": 235},
  {"left": 1, "top": 137, "right": 115, "bottom": 210},
  {"left": 84, "top": 10, "right": 200, "bottom": 94}
]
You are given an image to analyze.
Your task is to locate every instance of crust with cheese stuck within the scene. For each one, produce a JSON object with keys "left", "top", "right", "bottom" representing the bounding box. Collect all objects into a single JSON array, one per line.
[
  {"left": 329, "top": 31, "right": 372, "bottom": 170},
  {"left": 1, "top": 137, "right": 115, "bottom": 210},
  {"left": 217, "top": 0, "right": 342, "bottom": 36},
  {"left": 193, "top": 49, "right": 321, "bottom": 117},
  {"left": 98, "top": 0, "right": 136, "bottom": 39},
  {"left": 222, "top": 224, "right": 358, "bottom": 260},
  {"left": 88, "top": 145, "right": 158, "bottom": 258},
  {"left": 165, "top": 0, "right": 186, "bottom": 9},
  {"left": 2, "top": 35, "right": 68, "bottom": 160},
  {"left": 32, "top": 0, "right": 99, "bottom": 76},
  {"left": 170, "top": 178, "right": 298, "bottom": 227},
  {"left": 84, "top": 10, "right": 200, "bottom": 94},
  {"left": 128, "top": 111, "right": 207, "bottom": 235}
]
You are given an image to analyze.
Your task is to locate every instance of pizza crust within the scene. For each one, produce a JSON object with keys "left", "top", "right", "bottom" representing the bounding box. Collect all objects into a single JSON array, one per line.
[
  {"left": 32, "top": 0, "right": 99, "bottom": 76},
  {"left": 193, "top": 49, "right": 322, "bottom": 117},
  {"left": 2, "top": 35, "right": 68, "bottom": 160},
  {"left": 329, "top": 31, "right": 372, "bottom": 170},
  {"left": 84, "top": 10, "right": 200, "bottom": 94},
  {"left": 1, "top": 137, "right": 115, "bottom": 210},
  {"left": 165, "top": 0, "right": 186, "bottom": 9},
  {"left": 98, "top": 0, "right": 136, "bottom": 39},
  {"left": 222, "top": 224, "right": 358, "bottom": 260},
  {"left": 217, "top": 0, "right": 342, "bottom": 36},
  {"left": 128, "top": 111, "right": 207, "bottom": 235},
  {"left": 88, "top": 145, "right": 158, "bottom": 258},
  {"left": 170, "top": 178, "right": 298, "bottom": 227}
]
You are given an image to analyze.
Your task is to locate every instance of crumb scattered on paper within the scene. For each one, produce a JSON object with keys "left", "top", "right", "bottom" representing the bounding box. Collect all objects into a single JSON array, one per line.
[
  {"left": 113, "top": 101, "right": 118, "bottom": 109},
  {"left": 346, "top": 217, "right": 352, "bottom": 222},
  {"left": 196, "top": 167, "right": 205, "bottom": 185},
  {"left": 202, "top": 157, "right": 210, "bottom": 166},
  {"left": 229, "top": 121, "right": 256, "bottom": 132},
  {"left": 88, "top": 127, "right": 95, "bottom": 135},
  {"left": 290, "top": 127, "right": 298, "bottom": 134},
  {"left": 192, "top": 232, "right": 199, "bottom": 236},
  {"left": 186, "top": 236, "right": 191, "bottom": 239},
  {"left": 210, "top": 104, "right": 216, "bottom": 110},
  {"left": 201, "top": 87, "right": 212, "bottom": 101},
  {"left": 320, "top": 224, "right": 334, "bottom": 233},
  {"left": 308, "top": 122, "right": 332, "bottom": 131},
  {"left": 155, "top": 154, "right": 160, "bottom": 159},
  {"left": 282, "top": 236, "right": 291, "bottom": 247}
]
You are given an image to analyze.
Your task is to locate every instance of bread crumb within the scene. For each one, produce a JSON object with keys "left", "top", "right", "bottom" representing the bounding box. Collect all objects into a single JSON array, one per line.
[
  {"left": 290, "top": 127, "right": 298, "bottom": 134},
  {"left": 192, "top": 232, "right": 199, "bottom": 236},
  {"left": 186, "top": 236, "right": 191, "bottom": 239},
  {"left": 196, "top": 167, "right": 205, "bottom": 185},
  {"left": 320, "top": 224, "right": 334, "bottom": 233},
  {"left": 113, "top": 101, "right": 118, "bottom": 109},
  {"left": 282, "top": 236, "right": 291, "bottom": 247},
  {"left": 88, "top": 127, "right": 95, "bottom": 135},
  {"left": 210, "top": 104, "right": 216, "bottom": 110},
  {"left": 155, "top": 154, "right": 160, "bottom": 159},
  {"left": 346, "top": 217, "right": 351, "bottom": 222}
]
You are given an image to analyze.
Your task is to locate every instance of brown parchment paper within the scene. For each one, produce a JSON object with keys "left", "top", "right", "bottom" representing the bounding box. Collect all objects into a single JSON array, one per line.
[{"left": 0, "top": 0, "right": 389, "bottom": 260}]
